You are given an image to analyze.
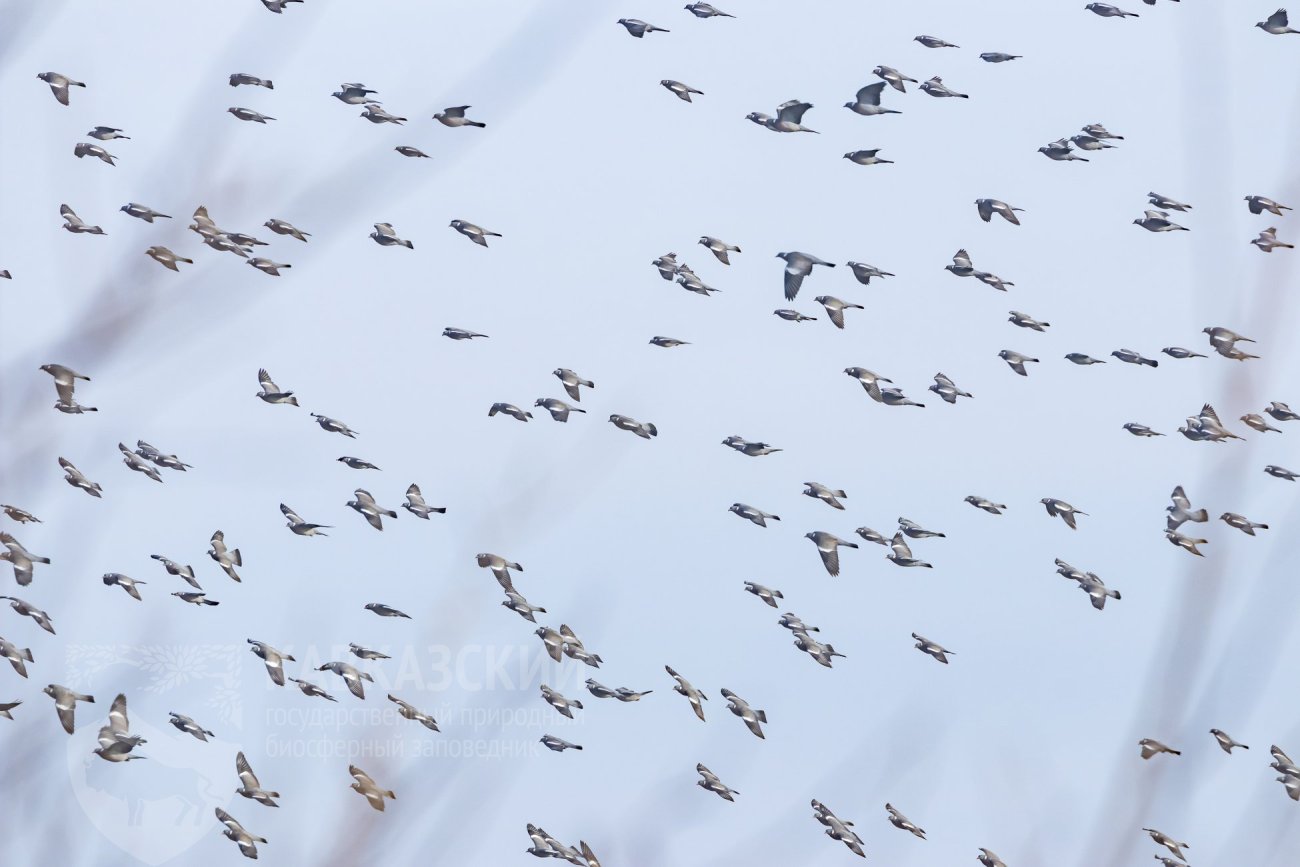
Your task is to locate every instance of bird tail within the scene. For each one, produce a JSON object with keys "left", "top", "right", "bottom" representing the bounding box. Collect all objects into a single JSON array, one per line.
[
  {"left": 573, "top": 744, "right": 584, "bottom": 750},
  {"left": 646, "top": 423, "right": 659, "bottom": 437},
  {"left": 572, "top": 700, "right": 583, "bottom": 709},
  {"left": 755, "top": 710, "right": 768, "bottom": 723},
  {"left": 266, "top": 81, "right": 274, "bottom": 89},
  {"left": 431, "top": 507, "right": 447, "bottom": 513},
  {"left": 1170, "top": 748, "right": 1182, "bottom": 755},
  {"left": 79, "top": 693, "right": 95, "bottom": 702},
  {"left": 387, "top": 790, "right": 396, "bottom": 799},
  {"left": 402, "top": 240, "right": 414, "bottom": 249},
  {"left": 385, "top": 510, "right": 397, "bottom": 518},
  {"left": 1143, "top": 358, "right": 1158, "bottom": 367},
  {"left": 18, "top": 647, "right": 33, "bottom": 661},
  {"left": 467, "top": 121, "right": 486, "bottom": 128},
  {"left": 231, "top": 549, "right": 243, "bottom": 566},
  {"left": 1259, "top": 523, "right": 1271, "bottom": 529},
  {"left": 1191, "top": 509, "right": 1208, "bottom": 522},
  {"left": 487, "top": 231, "right": 503, "bottom": 237},
  {"left": 35, "top": 557, "right": 51, "bottom": 564},
  {"left": 286, "top": 396, "right": 299, "bottom": 405}
]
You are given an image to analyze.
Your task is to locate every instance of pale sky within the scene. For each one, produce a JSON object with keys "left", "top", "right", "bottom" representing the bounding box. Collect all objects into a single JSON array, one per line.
[{"left": 2, "top": 1, "right": 1300, "bottom": 865}]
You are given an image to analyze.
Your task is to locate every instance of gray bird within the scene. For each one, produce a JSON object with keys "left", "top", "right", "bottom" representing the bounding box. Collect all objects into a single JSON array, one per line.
[
  {"left": 661, "top": 80, "right": 704, "bottom": 102},
  {"left": 1111, "top": 348, "right": 1159, "bottom": 367},
  {"left": 666, "top": 666, "right": 707, "bottom": 721},
  {"left": 1221, "top": 512, "right": 1268, "bottom": 535},
  {"left": 617, "top": 18, "right": 669, "bottom": 37},
  {"left": 1252, "top": 226, "right": 1294, "bottom": 252},
  {"left": 1142, "top": 829, "right": 1191, "bottom": 865},
  {"left": 1148, "top": 192, "right": 1191, "bottom": 212},
  {"left": 1266, "top": 400, "right": 1300, "bottom": 421},
  {"left": 169, "top": 711, "right": 214, "bottom": 741},
  {"left": 975, "top": 270, "right": 1014, "bottom": 291},
  {"left": 803, "top": 482, "right": 847, "bottom": 510},
  {"left": 228, "top": 107, "right": 274, "bottom": 123},
  {"left": 337, "top": 456, "right": 379, "bottom": 471},
  {"left": 39, "top": 363, "right": 91, "bottom": 406},
  {"left": 774, "top": 309, "right": 817, "bottom": 322},
  {"left": 999, "top": 350, "right": 1039, "bottom": 376},
  {"left": 886, "top": 803, "right": 926, "bottom": 839},
  {"left": 609, "top": 414, "right": 657, "bottom": 439},
  {"left": 235, "top": 751, "right": 280, "bottom": 807},
  {"left": 1209, "top": 728, "right": 1248, "bottom": 754},
  {"left": 1242, "top": 413, "right": 1281, "bottom": 433},
  {"left": 120, "top": 203, "right": 171, "bottom": 223},
  {"left": 743, "top": 581, "right": 783, "bottom": 608},
  {"left": 1039, "top": 138, "right": 1088, "bottom": 161},
  {"left": 915, "top": 34, "right": 958, "bottom": 47},
  {"left": 388, "top": 694, "right": 439, "bottom": 731},
  {"left": 929, "top": 372, "right": 972, "bottom": 404},
  {"left": 280, "top": 503, "right": 330, "bottom": 537},
  {"left": 1124, "top": 423, "right": 1164, "bottom": 437},
  {"left": 730, "top": 503, "right": 780, "bottom": 528},
  {"left": 396, "top": 146, "right": 432, "bottom": 158},
  {"left": 697, "top": 764, "right": 739, "bottom": 801},
  {"left": 365, "top": 602, "right": 411, "bottom": 618},
  {"left": 721, "top": 688, "right": 767, "bottom": 738},
  {"left": 887, "top": 533, "right": 932, "bottom": 568},
  {"left": 1075, "top": 572, "right": 1121, "bottom": 610},
  {"left": 553, "top": 368, "right": 594, "bottom": 401},
  {"left": 402, "top": 483, "right": 446, "bottom": 518},
  {"left": 698, "top": 236, "right": 741, "bottom": 265},
  {"left": 370, "top": 222, "right": 413, "bottom": 249},
  {"left": 1085, "top": 125, "right": 1122, "bottom": 143},
  {"left": 1277, "top": 774, "right": 1300, "bottom": 801},
  {"left": 0, "top": 638, "right": 33, "bottom": 678},
  {"left": 1166, "top": 529, "right": 1208, "bottom": 557},
  {"left": 38, "top": 71, "right": 85, "bottom": 105},
  {"left": 978, "top": 850, "right": 1008, "bottom": 867},
  {"left": 873, "top": 65, "right": 918, "bottom": 93},
  {"left": 1134, "top": 210, "right": 1189, "bottom": 232},
  {"left": 540, "top": 734, "right": 582, "bottom": 752},
  {"left": 1167, "top": 485, "right": 1209, "bottom": 528},
  {"left": 318, "top": 661, "right": 374, "bottom": 700},
  {"left": 1258, "top": 8, "right": 1300, "bottom": 33},
  {"left": 652, "top": 252, "right": 679, "bottom": 280},
  {"left": 899, "top": 518, "right": 945, "bottom": 539},
  {"left": 264, "top": 218, "right": 310, "bottom": 241},
  {"left": 1041, "top": 498, "right": 1086, "bottom": 530},
  {"left": 536, "top": 627, "right": 564, "bottom": 663},
  {"left": 134, "top": 441, "right": 189, "bottom": 472},
  {"left": 815, "top": 295, "right": 864, "bottom": 329},
  {"left": 433, "top": 105, "right": 485, "bottom": 128},
  {"left": 360, "top": 103, "right": 406, "bottom": 124},
  {"left": 60, "top": 204, "right": 106, "bottom": 234},
  {"left": 72, "top": 142, "right": 116, "bottom": 166},
  {"left": 651, "top": 336, "right": 690, "bottom": 347},
  {"left": 722, "top": 436, "right": 782, "bottom": 456},
  {"left": 333, "top": 82, "right": 379, "bottom": 104},
  {"left": 912, "top": 632, "right": 953, "bottom": 663},
  {"left": 777, "top": 252, "right": 835, "bottom": 300},
  {"left": 856, "top": 526, "right": 889, "bottom": 546},
  {"left": 311, "top": 413, "right": 359, "bottom": 437},
  {"left": 748, "top": 100, "right": 818, "bottom": 133},
  {"left": 946, "top": 248, "right": 976, "bottom": 277},
  {"left": 43, "top": 684, "right": 94, "bottom": 734},
  {"left": 255, "top": 369, "right": 298, "bottom": 406},
  {"left": 1, "top": 505, "right": 40, "bottom": 524},
  {"left": 794, "top": 633, "right": 845, "bottom": 668},
  {"left": 450, "top": 219, "right": 502, "bottom": 247},
  {"left": 1163, "top": 346, "right": 1206, "bottom": 359},
  {"left": 248, "top": 640, "right": 295, "bottom": 686},
  {"left": 209, "top": 530, "right": 242, "bottom": 581},
  {"left": 87, "top": 126, "right": 129, "bottom": 140},
  {"left": 965, "top": 495, "right": 1006, "bottom": 514},
  {"left": 846, "top": 261, "right": 894, "bottom": 284},
  {"left": 844, "top": 367, "right": 893, "bottom": 403},
  {"left": 844, "top": 81, "right": 899, "bottom": 116},
  {"left": 503, "top": 591, "right": 545, "bottom": 622},
  {"left": 477, "top": 553, "right": 523, "bottom": 589},
  {"left": 94, "top": 693, "right": 145, "bottom": 762},
  {"left": 678, "top": 269, "right": 720, "bottom": 296},
  {"left": 0, "top": 532, "right": 50, "bottom": 587},
  {"left": 844, "top": 149, "right": 893, "bottom": 166},
  {"left": 59, "top": 457, "right": 103, "bottom": 497},
  {"left": 540, "top": 684, "right": 583, "bottom": 719},
  {"left": 1266, "top": 465, "right": 1298, "bottom": 480},
  {"left": 806, "top": 531, "right": 858, "bottom": 576},
  {"left": 229, "top": 73, "right": 272, "bottom": 89},
  {"left": 1009, "top": 310, "right": 1050, "bottom": 331},
  {"left": 1086, "top": 3, "right": 1140, "bottom": 17},
  {"left": 1245, "top": 195, "right": 1292, "bottom": 215},
  {"left": 216, "top": 808, "right": 267, "bottom": 859},
  {"left": 347, "top": 489, "right": 397, "bottom": 531},
  {"left": 101, "top": 572, "right": 145, "bottom": 601},
  {"left": 118, "top": 443, "right": 162, "bottom": 482},
  {"left": 980, "top": 52, "right": 1022, "bottom": 62},
  {"left": 349, "top": 765, "right": 395, "bottom": 811},
  {"left": 920, "top": 76, "right": 969, "bottom": 98},
  {"left": 172, "top": 591, "right": 218, "bottom": 607},
  {"left": 977, "top": 199, "right": 1023, "bottom": 225},
  {"left": 685, "top": 2, "right": 734, "bottom": 17},
  {"left": 1071, "top": 133, "right": 1115, "bottom": 151},
  {"left": 443, "top": 327, "right": 487, "bottom": 340},
  {"left": 0, "top": 596, "right": 55, "bottom": 634},
  {"left": 489, "top": 402, "right": 531, "bottom": 422}
]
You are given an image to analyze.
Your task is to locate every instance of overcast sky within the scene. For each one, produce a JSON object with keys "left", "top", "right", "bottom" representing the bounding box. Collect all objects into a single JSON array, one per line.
[{"left": 2, "top": 1, "right": 1300, "bottom": 865}]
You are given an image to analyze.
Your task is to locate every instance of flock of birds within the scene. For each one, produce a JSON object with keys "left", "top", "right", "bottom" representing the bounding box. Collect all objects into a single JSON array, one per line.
[{"left": 4, "top": 2, "right": 1300, "bottom": 865}]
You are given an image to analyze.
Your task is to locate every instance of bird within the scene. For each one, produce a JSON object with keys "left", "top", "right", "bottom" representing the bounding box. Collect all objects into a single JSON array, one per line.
[
  {"left": 873, "top": 65, "right": 918, "bottom": 93},
  {"left": 94, "top": 694, "right": 145, "bottom": 762},
  {"left": 433, "top": 105, "right": 485, "bottom": 128},
  {"left": 899, "top": 518, "right": 945, "bottom": 539},
  {"left": 743, "top": 581, "right": 783, "bottom": 608},
  {"left": 999, "top": 350, "right": 1039, "bottom": 376},
  {"left": 489, "top": 402, "right": 532, "bottom": 422},
  {"left": 229, "top": 73, "right": 272, "bottom": 88},
  {"left": 661, "top": 80, "right": 704, "bottom": 102},
  {"left": 665, "top": 666, "right": 707, "bottom": 721},
  {"left": 945, "top": 248, "right": 977, "bottom": 278},
  {"left": 1258, "top": 8, "right": 1299, "bottom": 33},
  {"left": 216, "top": 807, "right": 267, "bottom": 859},
  {"left": 748, "top": 100, "right": 819, "bottom": 133},
  {"left": 72, "top": 142, "right": 117, "bottom": 166},
  {"left": 39, "top": 363, "right": 91, "bottom": 407},
  {"left": 280, "top": 503, "right": 330, "bottom": 537},
  {"left": 0, "top": 505, "right": 40, "bottom": 524},
  {"left": 698, "top": 236, "right": 741, "bottom": 265},
  {"left": 209, "top": 531, "right": 242, "bottom": 581},
  {"left": 1041, "top": 498, "right": 1086, "bottom": 530},
  {"left": 443, "top": 327, "right": 487, "bottom": 340},
  {"left": 609, "top": 414, "right": 657, "bottom": 439},
  {"left": 366, "top": 602, "right": 411, "bottom": 618},
  {"left": 1163, "top": 346, "right": 1206, "bottom": 359},
  {"left": 1124, "top": 423, "right": 1164, "bottom": 437},
  {"left": 1266, "top": 465, "right": 1298, "bottom": 481},
  {"left": 721, "top": 688, "right": 767, "bottom": 738},
  {"left": 247, "top": 257, "right": 291, "bottom": 276},
  {"left": 311, "top": 413, "right": 359, "bottom": 437},
  {"left": 552, "top": 368, "right": 595, "bottom": 401},
  {"left": 697, "top": 764, "right": 739, "bottom": 801},
  {"left": 1134, "top": 210, "right": 1189, "bottom": 232},
  {"left": 1143, "top": 829, "right": 1190, "bottom": 863},
  {"left": 845, "top": 262, "right": 894, "bottom": 286},
  {"left": 920, "top": 76, "right": 969, "bottom": 98},
  {"left": 228, "top": 107, "right": 274, "bottom": 123},
  {"left": 980, "top": 52, "right": 1022, "bottom": 62},
  {"left": 264, "top": 218, "right": 310, "bottom": 241},
  {"left": 44, "top": 684, "right": 94, "bottom": 734},
  {"left": 402, "top": 484, "right": 446, "bottom": 518},
  {"left": 247, "top": 640, "right": 295, "bottom": 687},
  {"left": 288, "top": 679, "right": 335, "bottom": 701},
  {"left": 318, "top": 661, "right": 374, "bottom": 700},
  {"left": 844, "top": 82, "right": 899, "bottom": 116},
  {"left": 1220, "top": 512, "right": 1269, "bottom": 535},
  {"left": 887, "top": 533, "right": 932, "bottom": 568},
  {"left": 1111, "top": 349, "right": 1159, "bottom": 367},
  {"left": 540, "top": 685, "right": 583, "bottom": 719},
  {"left": 1086, "top": 3, "right": 1140, "bottom": 17},
  {"left": 1252, "top": 227, "right": 1294, "bottom": 252},
  {"left": 1167, "top": 485, "right": 1209, "bottom": 528},
  {"left": 617, "top": 18, "right": 669, "bottom": 37},
  {"left": 503, "top": 590, "right": 546, "bottom": 622},
  {"left": 102, "top": 572, "right": 145, "bottom": 601},
  {"left": 370, "top": 222, "right": 413, "bottom": 249},
  {"left": 977, "top": 199, "right": 1023, "bottom": 225},
  {"left": 118, "top": 443, "right": 163, "bottom": 482},
  {"left": 38, "top": 71, "right": 86, "bottom": 105},
  {"left": 333, "top": 82, "right": 378, "bottom": 104},
  {"left": 1084, "top": 126, "right": 1123, "bottom": 143},
  {"left": 0, "top": 638, "right": 33, "bottom": 678},
  {"left": 348, "top": 765, "right": 395, "bottom": 811},
  {"left": 915, "top": 34, "right": 959, "bottom": 47},
  {"left": 535, "top": 398, "right": 586, "bottom": 422},
  {"left": 650, "top": 336, "right": 689, "bottom": 348},
  {"left": 803, "top": 482, "right": 847, "bottom": 510},
  {"left": 1148, "top": 192, "right": 1192, "bottom": 212},
  {"left": 685, "top": 2, "right": 734, "bottom": 17},
  {"left": 133, "top": 442, "right": 190, "bottom": 473},
  {"left": 1075, "top": 572, "right": 1122, "bottom": 610},
  {"left": 1245, "top": 195, "right": 1292, "bottom": 215},
  {"left": 929, "top": 372, "right": 972, "bottom": 404},
  {"left": 172, "top": 591, "right": 218, "bottom": 606},
  {"left": 1066, "top": 353, "right": 1105, "bottom": 365},
  {"left": 58, "top": 457, "right": 102, "bottom": 497},
  {"left": 255, "top": 369, "right": 298, "bottom": 406},
  {"left": 337, "top": 457, "right": 380, "bottom": 470},
  {"left": 1039, "top": 138, "right": 1089, "bottom": 161},
  {"left": 843, "top": 149, "right": 893, "bottom": 166},
  {"left": 885, "top": 803, "right": 926, "bottom": 839},
  {"left": 388, "top": 694, "right": 440, "bottom": 731},
  {"left": 87, "top": 126, "right": 129, "bottom": 140},
  {"left": 912, "top": 633, "right": 953, "bottom": 664},
  {"left": 1266, "top": 400, "right": 1300, "bottom": 421},
  {"left": 1071, "top": 133, "right": 1116, "bottom": 151},
  {"left": 730, "top": 503, "right": 780, "bottom": 528},
  {"left": 965, "top": 496, "right": 1006, "bottom": 515},
  {"left": 802, "top": 532, "right": 856, "bottom": 576},
  {"left": 234, "top": 752, "right": 280, "bottom": 807},
  {"left": 0, "top": 596, "right": 55, "bottom": 633},
  {"left": 776, "top": 252, "right": 835, "bottom": 300},
  {"left": 539, "top": 734, "right": 582, "bottom": 752},
  {"left": 1210, "top": 729, "right": 1249, "bottom": 754},
  {"left": 120, "top": 203, "right": 171, "bottom": 223},
  {"left": 1009, "top": 311, "right": 1049, "bottom": 331},
  {"left": 60, "top": 204, "right": 106, "bottom": 234},
  {"left": 815, "top": 296, "right": 864, "bottom": 329},
  {"left": 347, "top": 489, "right": 398, "bottom": 531},
  {"left": 1241, "top": 413, "right": 1281, "bottom": 433},
  {"left": 168, "top": 712, "right": 214, "bottom": 741},
  {"left": 450, "top": 219, "right": 502, "bottom": 247},
  {"left": 360, "top": 103, "right": 406, "bottom": 124},
  {"left": 978, "top": 849, "right": 1008, "bottom": 867},
  {"left": 1166, "top": 529, "right": 1208, "bottom": 556}
]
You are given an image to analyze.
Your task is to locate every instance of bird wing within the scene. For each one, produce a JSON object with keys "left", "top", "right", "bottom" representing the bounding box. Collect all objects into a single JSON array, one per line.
[
  {"left": 977, "top": 200, "right": 993, "bottom": 222},
  {"left": 374, "top": 223, "right": 397, "bottom": 238},
  {"left": 776, "top": 100, "right": 812, "bottom": 123},
  {"left": 890, "top": 533, "right": 913, "bottom": 559},
  {"left": 108, "top": 693, "right": 129, "bottom": 735},
  {"left": 854, "top": 82, "right": 885, "bottom": 105},
  {"left": 257, "top": 368, "right": 281, "bottom": 393},
  {"left": 1269, "top": 8, "right": 1289, "bottom": 27},
  {"left": 280, "top": 503, "right": 304, "bottom": 524},
  {"left": 1170, "top": 485, "right": 1191, "bottom": 510},
  {"left": 443, "top": 105, "right": 468, "bottom": 117},
  {"left": 952, "top": 248, "right": 972, "bottom": 269},
  {"left": 236, "top": 752, "right": 261, "bottom": 789}
]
